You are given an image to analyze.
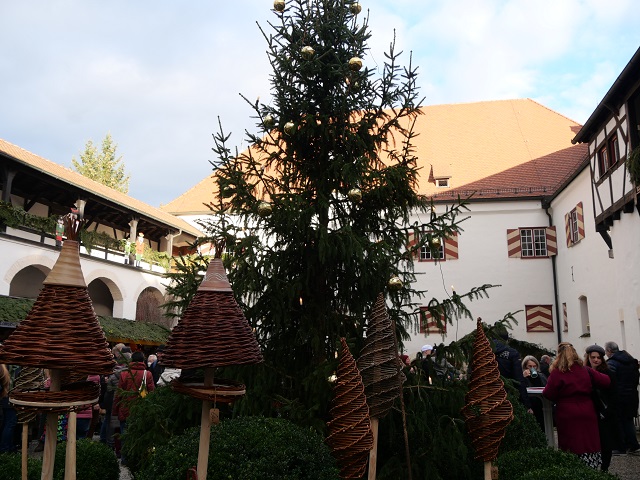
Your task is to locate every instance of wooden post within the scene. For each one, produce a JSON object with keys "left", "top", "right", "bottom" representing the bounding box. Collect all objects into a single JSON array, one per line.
[
  {"left": 21, "top": 423, "right": 28, "bottom": 480},
  {"left": 197, "top": 368, "right": 214, "bottom": 480},
  {"left": 64, "top": 412, "right": 77, "bottom": 480},
  {"left": 42, "top": 370, "right": 61, "bottom": 480},
  {"left": 367, "top": 417, "right": 379, "bottom": 480},
  {"left": 484, "top": 461, "right": 492, "bottom": 480}
]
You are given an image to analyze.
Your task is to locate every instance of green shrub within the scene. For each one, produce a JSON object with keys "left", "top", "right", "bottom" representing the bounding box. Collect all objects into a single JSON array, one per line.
[
  {"left": 53, "top": 439, "right": 119, "bottom": 480},
  {"left": 121, "top": 384, "right": 202, "bottom": 473},
  {"left": 496, "top": 447, "right": 617, "bottom": 480},
  {"left": 499, "top": 379, "right": 547, "bottom": 455},
  {"left": 137, "top": 416, "right": 339, "bottom": 480},
  {"left": 0, "top": 452, "right": 42, "bottom": 480}
]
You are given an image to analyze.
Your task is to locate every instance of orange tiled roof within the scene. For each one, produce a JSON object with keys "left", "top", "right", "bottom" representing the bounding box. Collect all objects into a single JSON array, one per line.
[
  {"left": 162, "top": 99, "right": 582, "bottom": 215},
  {"left": 0, "top": 138, "right": 202, "bottom": 237},
  {"left": 430, "top": 143, "right": 589, "bottom": 202}
]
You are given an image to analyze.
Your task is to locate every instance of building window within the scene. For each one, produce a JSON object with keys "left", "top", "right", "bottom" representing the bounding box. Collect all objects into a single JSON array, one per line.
[
  {"left": 569, "top": 209, "right": 579, "bottom": 244},
  {"left": 565, "top": 202, "right": 585, "bottom": 247},
  {"left": 598, "top": 134, "right": 620, "bottom": 178},
  {"left": 420, "top": 240, "right": 444, "bottom": 261},
  {"left": 436, "top": 178, "right": 450, "bottom": 188},
  {"left": 520, "top": 228, "right": 547, "bottom": 257}
]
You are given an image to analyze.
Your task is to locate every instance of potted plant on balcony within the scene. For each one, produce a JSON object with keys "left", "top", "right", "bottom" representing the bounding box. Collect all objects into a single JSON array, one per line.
[{"left": 626, "top": 145, "right": 640, "bottom": 187}]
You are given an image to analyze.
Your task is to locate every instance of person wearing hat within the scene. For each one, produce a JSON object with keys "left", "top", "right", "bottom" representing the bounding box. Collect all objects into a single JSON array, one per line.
[
  {"left": 603, "top": 341, "right": 640, "bottom": 456},
  {"left": 135, "top": 232, "right": 145, "bottom": 267},
  {"left": 584, "top": 344, "right": 619, "bottom": 470},
  {"left": 420, "top": 345, "right": 435, "bottom": 383}
]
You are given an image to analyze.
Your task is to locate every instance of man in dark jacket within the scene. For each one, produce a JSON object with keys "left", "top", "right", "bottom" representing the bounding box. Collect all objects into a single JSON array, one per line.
[
  {"left": 605, "top": 341, "right": 640, "bottom": 454},
  {"left": 494, "top": 336, "right": 532, "bottom": 412}
]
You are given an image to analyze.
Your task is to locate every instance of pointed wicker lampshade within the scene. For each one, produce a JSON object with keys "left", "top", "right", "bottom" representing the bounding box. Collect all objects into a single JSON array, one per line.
[
  {"left": 0, "top": 238, "right": 115, "bottom": 375},
  {"left": 461, "top": 318, "right": 513, "bottom": 462},
  {"left": 161, "top": 257, "right": 263, "bottom": 369},
  {"left": 327, "top": 338, "right": 373, "bottom": 479},
  {"left": 357, "top": 293, "right": 404, "bottom": 419}
]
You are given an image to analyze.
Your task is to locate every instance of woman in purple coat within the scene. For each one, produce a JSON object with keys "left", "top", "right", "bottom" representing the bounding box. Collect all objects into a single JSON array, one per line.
[{"left": 543, "top": 342, "right": 611, "bottom": 469}]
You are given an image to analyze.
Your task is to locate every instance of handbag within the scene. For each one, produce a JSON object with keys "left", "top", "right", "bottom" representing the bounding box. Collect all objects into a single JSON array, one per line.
[
  {"left": 587, "top": 367, "right": 608, "bottom": 420},
  {"left": 138, "top": 371, "right": 148, "bottom": 398}
]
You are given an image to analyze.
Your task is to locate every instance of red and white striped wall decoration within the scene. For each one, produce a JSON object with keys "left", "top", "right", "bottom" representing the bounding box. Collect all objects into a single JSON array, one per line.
[
  {"left": 444, "top": 233, "right": 458, "bottom": 260},
  {"left": 545, "top": 227, "right": 557, "bottom": 256},
  {"left": 407, "top": 230, "right": 418, "bottom": 258},
  {"left": 562, "top": 303, "right": 568, "bottom": 332},
  {"left": 506, "top": 229, "right": 521, "bottom": 258},
  {"left": 576, "top": 203, "right": 585, "bottom": 240},
  {"left": 419, "top": 307, "right": 446, "bottom": 334},
  {"left": 525, "top": 305, "right": 554, "bottom": 332}
]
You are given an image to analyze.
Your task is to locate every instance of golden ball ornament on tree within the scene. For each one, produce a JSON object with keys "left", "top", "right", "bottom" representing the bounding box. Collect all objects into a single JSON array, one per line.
[
  {"left": 347, "top": 187, "right": 362, "bottom": 203},
  {"left": 431, "top": 237, "right": 442, "bottom": 248},
  {"left": 301, "top": 46, "right": 315, "bottom": 59},
  {"left": 263, "top": 114, "right": 275, "bottom": 129},
  {"left": 273, "top": 0, "right": 285, "bottom": 12},
  {"left": 388, "top": 276, "right": 403, "bottom": 291},
  {"left": 283, "top": 121, "right": 296, "bottom": 135},
  {"left": 349, "top": 57, "right": 363, "bottom": 71},
  {"left": 257, "top": 201, "right": 273, "bottom": 217},
  {"left": 350, "top": 2, "right": 362, "bottom": 14}
]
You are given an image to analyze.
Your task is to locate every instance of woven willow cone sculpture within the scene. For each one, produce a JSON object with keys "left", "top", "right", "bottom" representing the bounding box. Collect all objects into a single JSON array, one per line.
[
  {"left": 357, "top": 293, "right": 405, "bottom": 418},
  {"left": 461, "top": 318, "right": 513, "bottom": 462},
  {"left": 161, "top": 257, "right": 263, "bottom": 369},
  {"left": 327, "top": 338, "right": 374, "bottom": 479},
  {"left": 0, "top": 233, "right": 114, "bottom": 374},
  {"left": 15, "top": 368, "right": 45, "bottom": 423}
]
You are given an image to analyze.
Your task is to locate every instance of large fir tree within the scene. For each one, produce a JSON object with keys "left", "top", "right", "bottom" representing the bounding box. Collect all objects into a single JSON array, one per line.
[
  {"left": 72, "top": 133, "right": 130, "bottom": 193},
  {"left": 205, "top": 0, "right": 487, "bottom": 426}
]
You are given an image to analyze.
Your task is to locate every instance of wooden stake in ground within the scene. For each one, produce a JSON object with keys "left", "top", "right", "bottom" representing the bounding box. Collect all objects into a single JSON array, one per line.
[
  {"left": 197, "top": 368, "right": 215, "bottom": 478},
  {"left": 357, "top": 293, "right": 405, "bottom": 480},
  {"left": 461, "top": 318, "right": 513, "bottom": 480}
]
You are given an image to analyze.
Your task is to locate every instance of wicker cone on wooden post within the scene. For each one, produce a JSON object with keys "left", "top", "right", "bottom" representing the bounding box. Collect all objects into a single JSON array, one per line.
[
  {"left": 357, "top": 293, "right": 405, "bottom": 480},
  {"left": 327, "top": 338, "right": 374, "bottom": 479},
  {"left": 161, "top": 254, "right": 262, "bottom": 480},
  {"left": 0, "top": 217, "right": 115, "bottom": 480},
  {"left": 461, "top": 318, "right": 513, "bottom": 480}
]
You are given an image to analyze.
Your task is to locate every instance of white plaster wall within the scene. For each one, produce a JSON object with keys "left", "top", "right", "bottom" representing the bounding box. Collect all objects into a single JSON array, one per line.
[
  {"left": 0, "top": 238, "right": 167, "bottom": 320},
  {"left": 404, "top": 200, "right": 558, "bottom": 357},
  {"left": 552, "top": 167, "right": 640, "bottom": 358}
]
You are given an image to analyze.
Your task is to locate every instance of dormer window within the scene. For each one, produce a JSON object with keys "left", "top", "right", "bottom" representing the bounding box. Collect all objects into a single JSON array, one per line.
[{"left": 436, "top": 178, "right": 450, "bottom": 188}]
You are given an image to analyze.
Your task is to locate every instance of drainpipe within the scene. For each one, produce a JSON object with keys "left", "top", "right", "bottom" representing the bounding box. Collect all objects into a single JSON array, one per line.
[{"left": 545, "top": 204, "right": 562, "bottom": 344}]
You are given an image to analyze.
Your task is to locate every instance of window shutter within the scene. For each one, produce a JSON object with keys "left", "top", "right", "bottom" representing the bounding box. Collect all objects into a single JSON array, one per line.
[
  {"left": 545, "top": 226, "right": 557, "bottom": 256},
  {"left": 444, "top": 232, "right": 458, "bottom": 260},
  {"left": 525, "top": 305, "right": 554, "bottom": 332},
  {"left": 407, "top": 230, "right": 418, "bottom": 259},
  {"left": 562, "top": 303, "right": 568, "bottom": 332},
  {"left": 576, "top": 202, "right": 585, "bottom": 241},
  {"left": 419, "top": 307, "right": 446, "bottom": 334},
  {"left": 564, "top": 212, "right": 572, "bottom": 247},
  {"left": 507, "top": 229, "right": 521, "bottom": 258}
]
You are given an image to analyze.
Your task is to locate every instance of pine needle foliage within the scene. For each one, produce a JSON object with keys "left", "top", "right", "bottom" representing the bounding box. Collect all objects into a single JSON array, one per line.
[{"left": 202, "top": 0, "right": 494, "bottom": 425}]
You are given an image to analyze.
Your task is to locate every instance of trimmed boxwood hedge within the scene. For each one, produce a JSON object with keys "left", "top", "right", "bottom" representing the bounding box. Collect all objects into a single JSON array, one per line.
[
  {"left": 496, "top": 447, "right": 618, "bottom": 480},
  {"left": 136, "top": 416, "right": 339, "bottom": 480},
  {"left": 53, "top": 439, "right": 120, "bottom": 480},
  {"left": 0, "top": 453, "right": 42, "bottom": 480}
]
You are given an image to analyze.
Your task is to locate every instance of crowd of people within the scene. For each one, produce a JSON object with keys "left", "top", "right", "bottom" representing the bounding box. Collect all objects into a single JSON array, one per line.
[
  {"left": 494, "top": 336, "right": 639, "bottom": 472},
  {"left": 0, "top": 343, "right": 164, "bottom": 466}
]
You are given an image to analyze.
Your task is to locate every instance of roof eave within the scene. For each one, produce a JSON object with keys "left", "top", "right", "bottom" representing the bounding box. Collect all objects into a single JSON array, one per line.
[{"left": 573, "top": 46, "right": 640, "bottom": 144}]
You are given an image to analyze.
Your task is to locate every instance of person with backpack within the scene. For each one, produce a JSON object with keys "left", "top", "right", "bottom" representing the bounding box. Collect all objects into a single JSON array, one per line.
[{"left": 113, "top": 351, "right": 154, "bottom": 465}]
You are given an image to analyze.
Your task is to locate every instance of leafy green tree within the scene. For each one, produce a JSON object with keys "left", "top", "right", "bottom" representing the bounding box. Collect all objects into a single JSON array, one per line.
[
  {"left": 71, "top": 133, "right": 130, "bottom": 193},
  {"left": 202, "top": 0, "right": 493, "bottom": 426}
]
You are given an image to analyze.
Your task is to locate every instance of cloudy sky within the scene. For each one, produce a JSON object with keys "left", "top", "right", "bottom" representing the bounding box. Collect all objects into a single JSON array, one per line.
[{"left": 1, "top": 0, "right": 639, "bottom": 207}]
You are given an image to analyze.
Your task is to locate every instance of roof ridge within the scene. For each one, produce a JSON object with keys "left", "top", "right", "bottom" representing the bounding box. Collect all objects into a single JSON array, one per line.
[{"left": 524, "top": 98, "right": 582, "bottom": 125}]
